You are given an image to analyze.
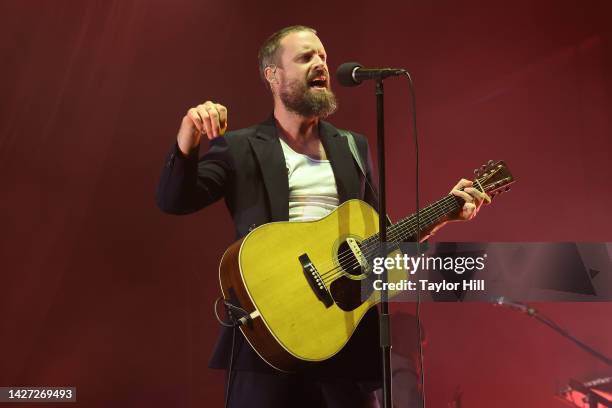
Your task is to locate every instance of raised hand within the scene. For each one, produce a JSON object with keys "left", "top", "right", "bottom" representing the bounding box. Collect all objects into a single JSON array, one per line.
[{"left": 177, "top": 101, "right": 228, "bottom": 155}]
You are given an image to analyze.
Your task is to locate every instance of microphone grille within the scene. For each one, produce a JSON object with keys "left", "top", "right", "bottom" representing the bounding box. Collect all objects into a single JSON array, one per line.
[{"left": 336, "top": 62, "right": 362, "bottom": 87}]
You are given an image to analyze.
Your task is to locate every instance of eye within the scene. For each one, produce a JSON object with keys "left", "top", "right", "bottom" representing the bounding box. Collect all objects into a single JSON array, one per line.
[{"left": 297, "top": 52, "right": 326, "bottom": 63}]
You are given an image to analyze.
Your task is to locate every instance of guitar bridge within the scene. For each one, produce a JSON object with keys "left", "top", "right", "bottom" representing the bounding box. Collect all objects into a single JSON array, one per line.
[{"left": 298, "top": 254, "right": 333, "bottom": 308}]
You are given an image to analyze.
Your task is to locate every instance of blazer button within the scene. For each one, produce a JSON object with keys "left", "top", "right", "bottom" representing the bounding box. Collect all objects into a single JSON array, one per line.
[{"left": 248, "top": 224, "right": 257, "bottom": 232}]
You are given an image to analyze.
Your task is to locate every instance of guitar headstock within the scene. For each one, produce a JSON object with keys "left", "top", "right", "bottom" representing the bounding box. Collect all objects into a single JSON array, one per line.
[{"left": 473, "top": 160, "right": 515, "bottom": 199}]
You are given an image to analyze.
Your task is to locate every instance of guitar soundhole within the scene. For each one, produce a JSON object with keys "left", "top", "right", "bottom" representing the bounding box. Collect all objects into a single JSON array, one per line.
[{"left": 331, "top": 240, "right": 370, "bottom": 311}]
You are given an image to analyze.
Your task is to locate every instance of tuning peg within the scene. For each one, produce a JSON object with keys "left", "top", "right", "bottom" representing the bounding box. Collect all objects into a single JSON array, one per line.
[
  {"left": 488, "top": 160, "right": 494, "bottom": 165},
  {"left": 474, "top": 168, "right": 481, "bottom": 175}
]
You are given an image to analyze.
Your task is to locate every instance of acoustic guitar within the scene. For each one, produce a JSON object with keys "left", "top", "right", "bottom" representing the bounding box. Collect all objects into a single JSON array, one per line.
[{"left": 219, "top": 160, "right": 514, "bottom": 372}]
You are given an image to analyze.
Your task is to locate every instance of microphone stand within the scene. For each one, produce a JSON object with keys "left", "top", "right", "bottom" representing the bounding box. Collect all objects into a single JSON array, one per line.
[
  {"left": 536, "top": 310, "right": 612, "bottom": 407},
  {"left": 533, "top": 309, "right": 612, "bottom": 368},
  {"left": 375, "top": 77, "right": 393, "bottom": 408},
  {"left": 496, "top": 299, "right": 612, "bottom": 368}
]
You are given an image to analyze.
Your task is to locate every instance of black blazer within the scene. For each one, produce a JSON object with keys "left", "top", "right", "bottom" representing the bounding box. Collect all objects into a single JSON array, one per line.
[{"left": 156, "top": 116, "right": 381, "bottom": 380}]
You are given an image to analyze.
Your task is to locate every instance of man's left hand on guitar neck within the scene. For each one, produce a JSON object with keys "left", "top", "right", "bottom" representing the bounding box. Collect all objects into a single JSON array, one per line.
[
  {"left": 420, "top": 178, "right": 491, "bottom": 241},
  {"left": 449, "top": 178, "right": 491, "bottom": 221}
]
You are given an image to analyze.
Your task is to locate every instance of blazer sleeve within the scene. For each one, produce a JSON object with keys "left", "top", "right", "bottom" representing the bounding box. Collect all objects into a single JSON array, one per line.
[{"left": 155, "top": 137, "right": 233, "bottom": 215}]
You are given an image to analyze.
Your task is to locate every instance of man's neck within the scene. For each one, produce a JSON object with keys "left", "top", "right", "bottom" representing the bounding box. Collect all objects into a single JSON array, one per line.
[{"left": 273, "top": 103, "right": 320, "bottom": 143}]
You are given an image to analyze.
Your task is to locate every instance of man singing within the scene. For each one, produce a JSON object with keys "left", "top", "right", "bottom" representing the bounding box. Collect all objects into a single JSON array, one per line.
[{"left": 156, "top": 25, "right": 486, "bottom": 408}]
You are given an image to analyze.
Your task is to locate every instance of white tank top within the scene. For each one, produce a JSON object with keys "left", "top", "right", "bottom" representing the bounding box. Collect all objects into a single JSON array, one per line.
[{"left": 279, "top": 138, "right": 339, "bottom": 222}]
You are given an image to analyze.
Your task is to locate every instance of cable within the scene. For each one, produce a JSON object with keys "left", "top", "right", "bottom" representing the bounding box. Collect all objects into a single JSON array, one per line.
[
  {"left": 224, "top": 326, "right": 237, "bottom": 408},
  {"left": 213, "top": 297, "right": 251, "bottom": 408},
  {"left": 214, "top": 297, "right": 238, "bottom": 328},
  {"left": 403, "top": 71, "right": 426, "bottom": 408}
]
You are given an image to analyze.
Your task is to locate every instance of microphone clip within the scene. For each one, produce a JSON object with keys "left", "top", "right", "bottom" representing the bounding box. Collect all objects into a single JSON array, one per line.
[{"left": 214, "top": 297, "right": 253, "bottom": 328}]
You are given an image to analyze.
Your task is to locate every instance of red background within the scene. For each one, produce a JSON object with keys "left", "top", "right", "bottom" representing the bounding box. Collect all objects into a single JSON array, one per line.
[{"left": 1, "top": 0, "right": 611, "bottom": 406}]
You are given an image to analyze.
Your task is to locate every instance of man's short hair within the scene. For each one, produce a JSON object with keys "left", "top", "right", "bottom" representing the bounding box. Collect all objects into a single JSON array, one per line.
[{"left": 258, "top": 25, "right": 317, "bottom": 87}]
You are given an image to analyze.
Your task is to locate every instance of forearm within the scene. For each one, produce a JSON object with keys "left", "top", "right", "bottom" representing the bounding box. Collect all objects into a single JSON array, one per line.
[
  {"left": 155, "top": 142, "right": 226, "bottom": 214},
  {"left": 417, "top": 219, "right": 449, "bottom": 242},
  {"left": 156, "top": 143, "right": 200, "bottom": 214}
]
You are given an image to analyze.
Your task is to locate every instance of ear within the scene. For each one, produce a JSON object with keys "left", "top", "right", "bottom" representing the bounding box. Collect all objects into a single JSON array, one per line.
[{"left": 264, "top": 65, "right": 277, "bottom": 85}]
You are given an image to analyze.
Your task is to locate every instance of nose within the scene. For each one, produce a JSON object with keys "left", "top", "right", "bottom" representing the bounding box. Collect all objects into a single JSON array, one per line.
[{"left": 312, "top": 55, "right": 326, "bottom": 71}]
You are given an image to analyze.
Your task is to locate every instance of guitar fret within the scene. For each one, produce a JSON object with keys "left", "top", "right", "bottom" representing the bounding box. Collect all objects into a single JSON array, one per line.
[
  {"left": 362, "top": 195, "right": 461, "bottom": 251},
  {"left": 359, "top": 161, "right": 514, "bottom": 257}
]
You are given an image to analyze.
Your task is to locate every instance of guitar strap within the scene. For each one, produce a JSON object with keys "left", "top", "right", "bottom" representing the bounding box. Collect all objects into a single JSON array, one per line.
[
  {"left": 339, "top": 129, "right": 393, "bottom": 225},
  {"left": 338, "top": 129, "right": 378, "bottom": 199},
  {"left": 338, "top": 129, "right": 367, "bottom": 177}
]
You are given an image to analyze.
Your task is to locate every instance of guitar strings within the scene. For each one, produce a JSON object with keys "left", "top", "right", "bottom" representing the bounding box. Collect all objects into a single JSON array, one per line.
[
  {"left": 319, "top": 176, "right": 493, "bottom": 284},
  {"left": 327, "top": 176, "right": 491, "bottom": 272},
  {"left": 324, "top": 197, "right": 452, "bottom": 276},
  {"left": 315, "top": 174, "right": 490, "bottom": 278},
  {"left": 306, "top": 177, "right": 492, "bottom": 285},
  {"left": 321, "top": 191, "right": 489, "bottom": 284},
  {"left": 323, "top": 194, "right": 456, "bottom": 275},
  {"left": 341, "top": 194, "right": 457, "bottom": 262},
  {"left": 358, "top": 177, "right": 490, "bottom": 256},
  {"left": 317, "top": 194, "right": 462, "bottom": 284},
  {"left": 319, "top": 199, "right": 456, "bottom": 284}
]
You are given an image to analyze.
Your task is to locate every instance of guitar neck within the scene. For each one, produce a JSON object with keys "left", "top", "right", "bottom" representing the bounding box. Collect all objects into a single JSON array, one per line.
[
  {"left": 391, "top": 194, "right": 462, "bottom": 242},
  {"left": 363, "top": 194, "right": 463, "bottom": 246},
  {"left": 361, "top": 159, "right": 515, "bottom": 247}
]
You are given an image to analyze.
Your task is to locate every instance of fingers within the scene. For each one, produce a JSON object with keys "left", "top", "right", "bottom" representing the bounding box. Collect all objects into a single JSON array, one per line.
[
  {"left": 196, "top": 104, "right": 214, "bottom": 138},
  {"left": 464, "top": 187, "right": 489, "bottom": 206},
  {"left": 450, "top": 179, "right": 489, "bottom": 205},
  {"left": 451, "top": 189, "right": 474, "bottom": 204},
  {"left": 449, "top": 178, "right": 490, "bottom": 221},
  {"left": 451, "top": 178, "right": 472, "bottom": 192},
  {"left": 187, "top": 108, "right": 204, "bottom": 133},
  {"left": 205, "top": 101, "right": 221, "bottom": 138},
  {"left": 216, "top": 104, "right": 228, "bottom": 135},
  {"left": 187, "top": 101, "right": 228, "bottom": 140},
  {"left": 461, "top": 202, "right": 478, "bottom": 220}
]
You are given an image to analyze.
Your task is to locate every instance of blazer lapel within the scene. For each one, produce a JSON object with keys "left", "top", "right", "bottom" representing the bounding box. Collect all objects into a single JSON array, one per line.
[
  {"left": 247, "top": 118, "right": 289, "bottom": 222},
  {"left": 247, "top": 117, "right": 361, "bottom": 222},
  {"left": 319, "top": 121, "right": 361, "bottom": 203}
]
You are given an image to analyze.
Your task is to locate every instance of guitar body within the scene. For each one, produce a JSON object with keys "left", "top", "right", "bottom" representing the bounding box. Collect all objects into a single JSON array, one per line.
[
  {"left": 219, "top": 200, "right": 389, "bottom": 372},
  {"left": 219, "top": 160, "right": 514, "bottom": 372}
]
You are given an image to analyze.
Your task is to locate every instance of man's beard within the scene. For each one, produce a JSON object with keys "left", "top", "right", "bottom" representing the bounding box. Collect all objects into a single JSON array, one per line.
[{"left": 279, "top": 78, "right": 338, "bottom": 118}]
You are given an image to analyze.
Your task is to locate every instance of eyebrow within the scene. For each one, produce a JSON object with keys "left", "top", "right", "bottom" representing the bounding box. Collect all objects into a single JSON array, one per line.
[{"left": 295, "top": 49, "right": 326, "bottom": 59}]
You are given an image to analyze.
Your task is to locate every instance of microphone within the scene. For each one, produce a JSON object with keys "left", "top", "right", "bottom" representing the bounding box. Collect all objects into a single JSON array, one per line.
[
  {"left": 336, "top": 62, "right": 406, "bottom": 87},
  {"left": 494, "top": 296, "right": 536, "bottom": 316}
]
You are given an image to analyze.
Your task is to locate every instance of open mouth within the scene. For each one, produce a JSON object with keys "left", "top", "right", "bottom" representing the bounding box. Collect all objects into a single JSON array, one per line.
[{"left": 308, "top": 78, "right": 327, "bottom": 89}]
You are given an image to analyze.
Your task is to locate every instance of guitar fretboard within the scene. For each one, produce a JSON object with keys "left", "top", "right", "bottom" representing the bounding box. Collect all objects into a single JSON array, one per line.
[
  {"left": 360, "top": 174, "right": 492, "bottom": 254},
  {"left": 361, "top": 194, "right": 463, "bottom": 250}
]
